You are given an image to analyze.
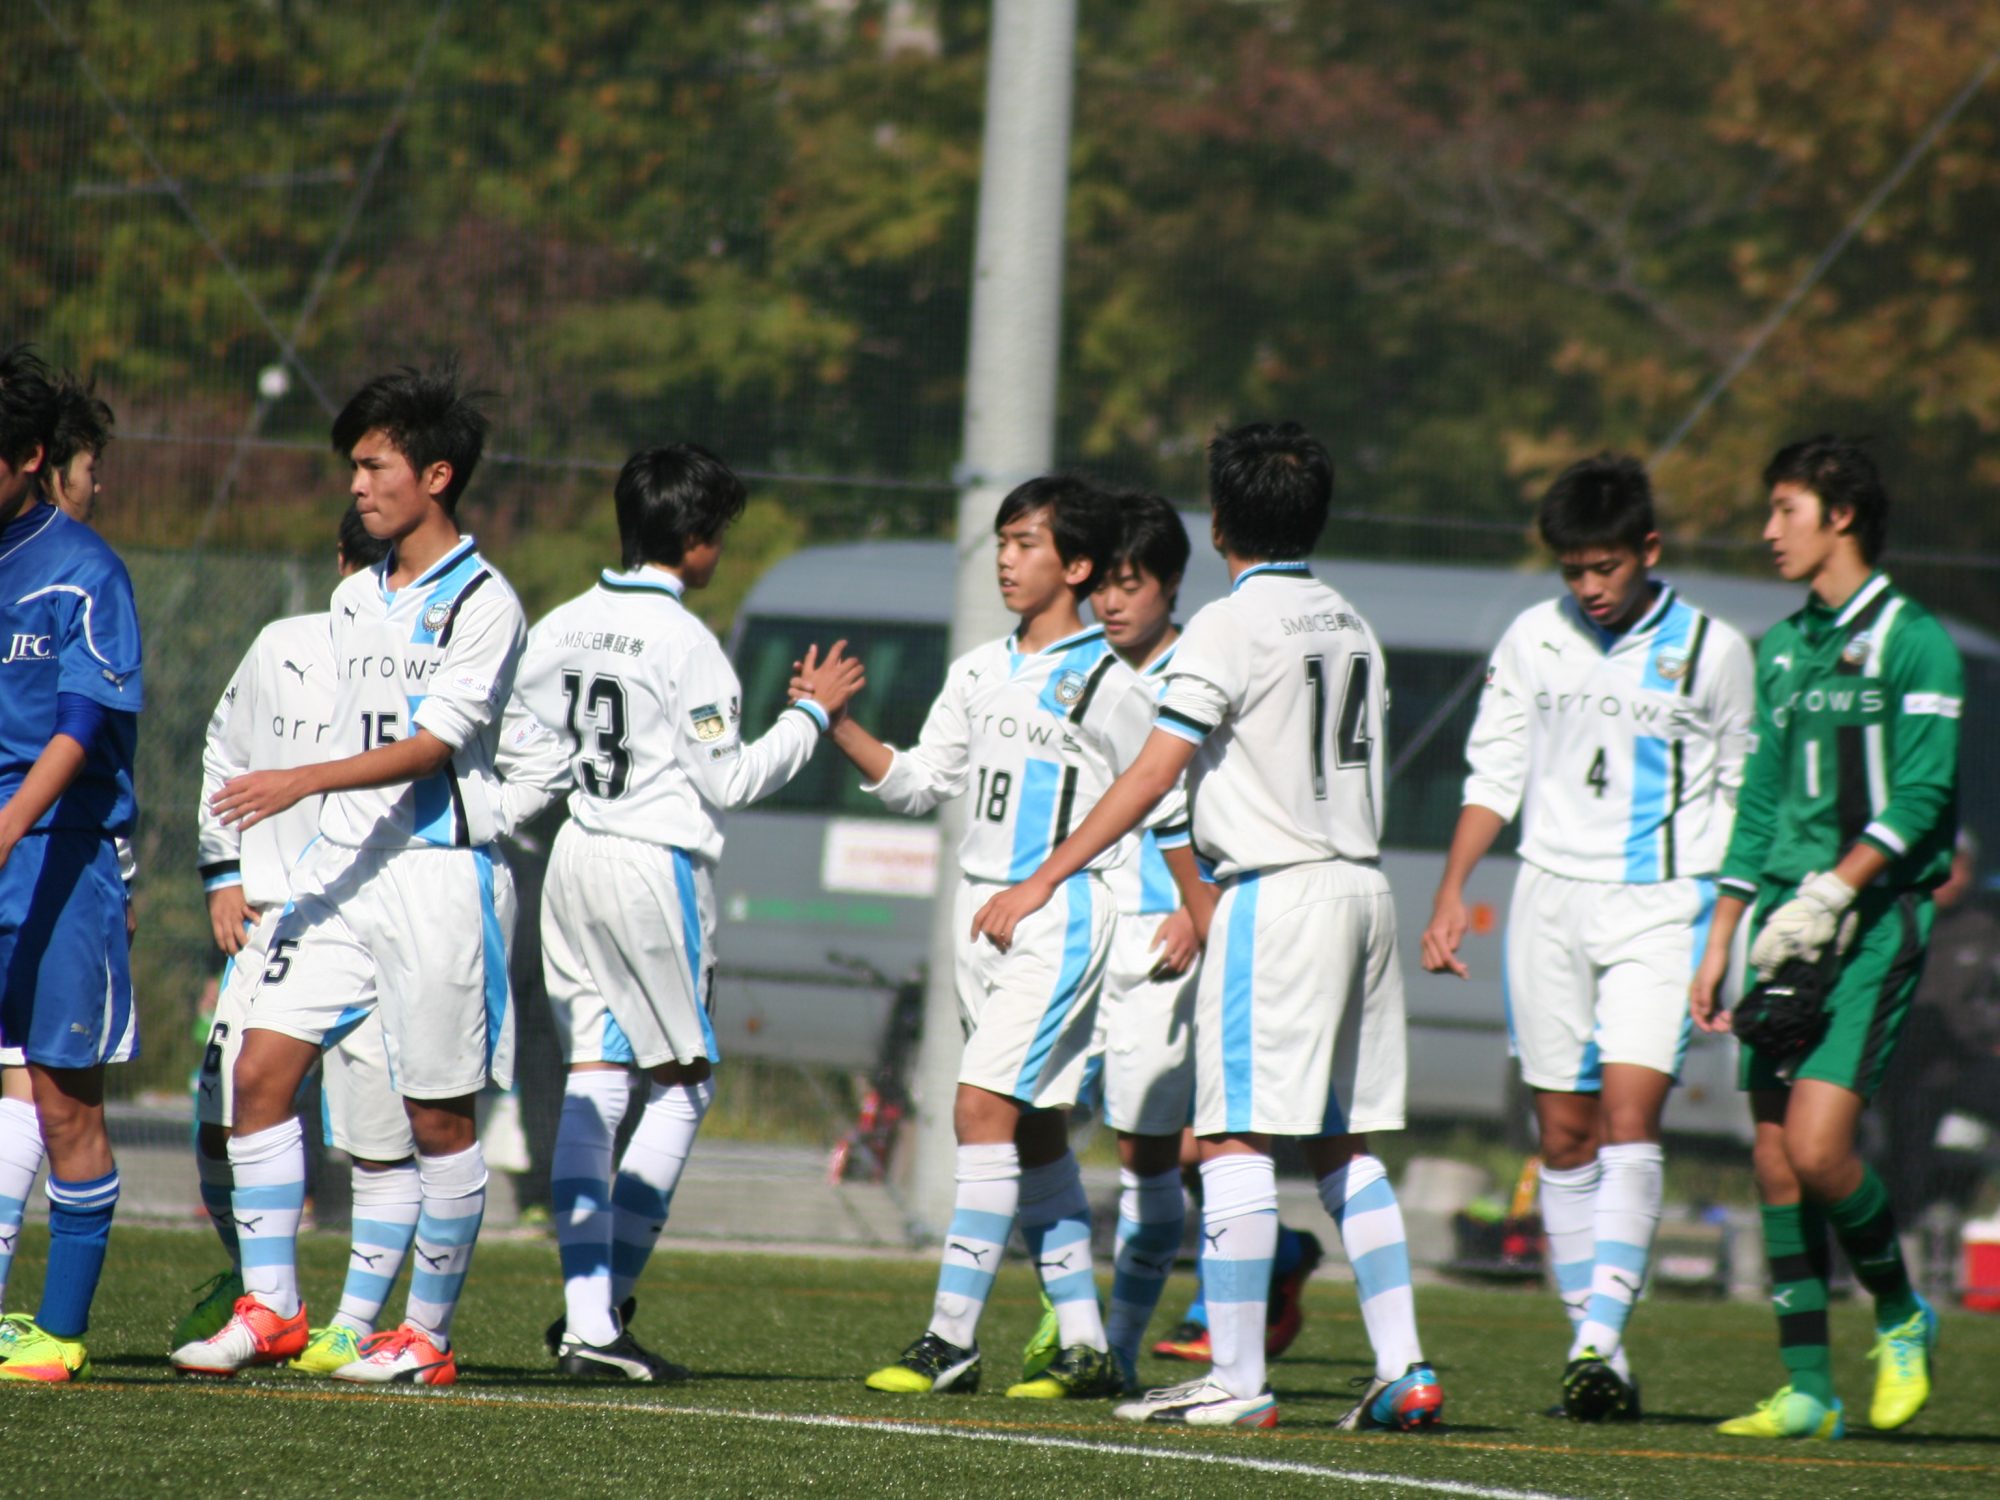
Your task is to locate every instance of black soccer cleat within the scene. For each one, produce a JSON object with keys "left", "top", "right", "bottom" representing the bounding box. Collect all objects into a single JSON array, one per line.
[
  {"left": 1561, "top": 1349, "right": 1633, "bottom": 1423},
  {"left": 544, "top": 1295, "right": 639, "bottom": 1359},
  {"left": 556, "top": 1327, "right": 690, "bottom": 1383},
  {"left": 865, "top": 1331, "right": 981, "bottom": 1394}
]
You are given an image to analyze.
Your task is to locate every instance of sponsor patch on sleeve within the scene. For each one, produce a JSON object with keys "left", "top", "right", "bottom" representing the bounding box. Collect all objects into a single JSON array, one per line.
[{"left": 690, "top": 702, "right": 726, "bottom": 741}]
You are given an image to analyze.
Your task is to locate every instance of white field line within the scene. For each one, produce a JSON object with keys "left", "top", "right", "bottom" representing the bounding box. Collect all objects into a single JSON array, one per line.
[{"left": 198, "top": 1382, "right": 1588, "bottom": 1500}]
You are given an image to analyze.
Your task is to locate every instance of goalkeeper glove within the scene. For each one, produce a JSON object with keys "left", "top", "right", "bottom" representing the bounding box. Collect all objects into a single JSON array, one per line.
[{"left": 1748, "top": 870, "right": 1858, "bottom": 979}]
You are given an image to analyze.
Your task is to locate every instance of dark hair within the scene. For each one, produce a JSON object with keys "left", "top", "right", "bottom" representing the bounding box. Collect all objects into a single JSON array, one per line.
[
  {"left": 1206, "top": 421, "right": 1332, "bottom": 560},
  {"left": 1107, "top": 490, "right": 1191, "bottom": 595},
  {"left": 48, "top": 371, "right": 114, "bottom": 472},
  {"left": 329, "top": 360, "right": 489, "bottom": 512},
  {"left": 1762, "top": 435, "right": 1889, "bottom": 564},
  {"left": 1537, "top": 453, "right": 1656, "bottom": 556},
  {"left": 993, "top": 474, "right": 1119, "bottom": 600},
  {"left": 336, "top": 501, "right": 391, "bottom": 570},
  {"left": 615, "top": 443, "right": 747, "bottom": 569},
  {"left": 0, "top": 344, "right": 58, "bottom": 474}
]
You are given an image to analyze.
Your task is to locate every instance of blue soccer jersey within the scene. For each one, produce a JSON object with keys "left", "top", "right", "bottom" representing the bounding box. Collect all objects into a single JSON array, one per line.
[{"left": 0, "top": 502, "right": 144, "bottom": 833}]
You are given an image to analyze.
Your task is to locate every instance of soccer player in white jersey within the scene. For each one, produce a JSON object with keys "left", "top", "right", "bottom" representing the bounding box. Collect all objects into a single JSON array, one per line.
[
  {"left": 514, "top": 444, "right": 862, "bottom": 1382},
  {"left": 1419, "top": 455, "right": 1754, "bottom": 1421},
  {"left": 842, "top": 476, "right": 1170, "bottom": 1401},
  {"left": 0, "top": 368, "right": 125, "bottom": 1327},
  {"left": 177, "top": 503, "right": 569, "bottom": 1377},
  {"left": 976, "top": 423, "right": 1440, "bottom": 1432},
  {"left": 171, "top": 363, "right": 526, "bottom": 1386}
]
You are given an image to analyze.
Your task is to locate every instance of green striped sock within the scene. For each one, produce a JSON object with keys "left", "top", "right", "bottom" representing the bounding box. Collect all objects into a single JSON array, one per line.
[
  {"left": 1762, "top": 1200, "right": 1834, "bottom": 1405},
  {"left": 1827, "top": 1166, "right": 1919, "bottom": 1327}
]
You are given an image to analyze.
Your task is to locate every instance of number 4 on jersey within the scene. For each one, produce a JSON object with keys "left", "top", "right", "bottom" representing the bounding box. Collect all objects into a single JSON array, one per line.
[{"left": 1586, "top": 747, "right": 1609, "bottom": 799}]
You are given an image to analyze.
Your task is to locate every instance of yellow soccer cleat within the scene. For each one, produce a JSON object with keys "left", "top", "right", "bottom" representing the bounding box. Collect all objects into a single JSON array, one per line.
[
  {"left": 289, "top": 1323, "right": 366, "bottom": 1377},
  {"left": 1005, "top": 1343, "right": 1126, "bottom": 1400},
  {"left": 1869, "top": 1298, "right": 1938, "bottom": 1431},
  {"left": 1020, "top": 1289, "right": 1058, "bottom": 1382},
  {"left": 0, "top": 1319, "right": 91, "bottom": 1383},
  {"left": 864, "top": 1332, "right": 980, "bottom": 1394},
  {"left": 1717, "top": 1385, "right": 1844, "bottom": 1440}
]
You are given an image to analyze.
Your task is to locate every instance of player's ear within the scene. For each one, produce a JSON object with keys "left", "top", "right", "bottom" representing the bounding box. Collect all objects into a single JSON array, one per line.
[
  {"left": 1639, "top": 533, "right": 1662, "bottom": 571},
  {"left": 1063, "top": 553, "right": 1095, "bottom": 589},
  {"left": 422, "top": 459, "right": 453, "bottom": 499}
]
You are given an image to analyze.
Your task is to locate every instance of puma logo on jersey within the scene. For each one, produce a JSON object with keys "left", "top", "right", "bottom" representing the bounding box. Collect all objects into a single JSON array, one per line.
[
  {"left": 948, "top": 1242, "right": 991, "bottom": 1265},
  {"left": 1773, "top": 653, "right": 1792, "bottom": 672},
  {"left": 342, "top": 605, "right": 358, "bottom": 621},
  {"left": 1540, "top": 640, "right": 1564, "bottom": 656},
  {"left": 281, "top": 659, "right": 309, "bottom": 683}
]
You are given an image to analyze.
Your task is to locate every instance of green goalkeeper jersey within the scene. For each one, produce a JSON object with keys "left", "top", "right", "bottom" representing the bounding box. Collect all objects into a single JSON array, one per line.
[{"left": 1719, "top": 572, "right": 1961, "bottom": 902}]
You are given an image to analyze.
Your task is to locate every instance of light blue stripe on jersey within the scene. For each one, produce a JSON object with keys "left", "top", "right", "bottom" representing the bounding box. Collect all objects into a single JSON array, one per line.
[
  {"left": 1625, "top": 602, "right": 1693, "bottom": 883},
  {"left": 1222, "top": 874, "right": 1261, "bottom": 1132},
  {"left": 673, "top": 848, "right": 720, "bottom": 1061},
  {"left": 400, "top": 545, "right": 483, "bottom": 642},
  {"left": 1013, "top": 875, "right": 1094, "bottom": 1098},
  {"left": 1008, "top": 758, "right": 1064, "bottom": 882},
  {"left": 475, "top": 848, "right": 508, "bottom": 1073},
  {"left": 408, "top": 689, "right": 458, "bottom": 844},
  {"left": 601, "top": 1011, "right": 636, "bottom": 1066},
  {"left": 1675, "top": 878, "right": 1717, "bottom": 1077},
  {"left": 1136, "top": 831, "right": 1178, "bottom": 915},
  {"left": 1035, "top": 637, "right": 1110, "bottom": 718},
  {"left": 1231, "top": 561, "right": 1310, "bottom": 591}
]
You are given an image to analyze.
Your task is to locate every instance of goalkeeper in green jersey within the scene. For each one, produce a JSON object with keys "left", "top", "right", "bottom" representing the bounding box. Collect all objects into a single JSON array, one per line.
[{"left": 1690, "top": 437, "right": 1961, "bottom": 1443}]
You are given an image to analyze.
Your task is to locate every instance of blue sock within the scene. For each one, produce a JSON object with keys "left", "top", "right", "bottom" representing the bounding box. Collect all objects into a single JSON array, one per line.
[
  {"left": 38, "top": 1170, "right": 119, "bottom": 1339},
  {"left": 1185, "top": 1257, "right": 1209, "bottom": 1328},
  {"left": 1272, "top": 1223, "right": 1305, "bottom": 1279}
]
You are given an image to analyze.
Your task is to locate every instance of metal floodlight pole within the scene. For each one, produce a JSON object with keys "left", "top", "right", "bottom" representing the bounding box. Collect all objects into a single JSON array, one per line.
[{"left": 904, "top": 0, "right": 1079, "bottom": 1239}]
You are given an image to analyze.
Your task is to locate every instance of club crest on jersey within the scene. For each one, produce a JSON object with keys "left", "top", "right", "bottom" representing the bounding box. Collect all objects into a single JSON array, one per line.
[
  {"left": 690, "top": 702, "right": 726, "bottom": 741},
  {"left": 421, "top": 601, "right": 453, "bottom": 633},
  {"left": 1654, "top": 649, "right": 1690, "bottom": 681},
  {"left": 1052, "top": 669, "right": 1087, "bottom": 706},
  {"left": 1841, "top": 631, "right": 1872, "bottom": 667}
]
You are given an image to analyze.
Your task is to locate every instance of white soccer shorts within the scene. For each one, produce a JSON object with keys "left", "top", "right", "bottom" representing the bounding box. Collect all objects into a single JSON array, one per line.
[
  {"left": 242, "top": 841, "right": 517, "bottom": 1100},
  {"left": 1503, "top": 862, "right": 1716, "bottom": 1092},
  {"left": 541, "top": 823, "right": 719, "bottom": 1070},
  {"left": 196, "top": 907, "right": 280, "bottom": 1129},
  {"left": 953, "top": 873, "right": 1113, "bottom": 1112},
  {"left": 1088, "top": 910, "right": 1196, "bottom": 1136},
  {"left": 1192, "top": 859, "right": 1408, "bottom": 1138}
]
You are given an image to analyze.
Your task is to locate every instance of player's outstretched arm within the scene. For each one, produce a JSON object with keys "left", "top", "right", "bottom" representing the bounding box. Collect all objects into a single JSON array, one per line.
[
  {"left": 972, "top": 727, "right": 1198, "bottom": 951},
  {"left": 1690, "top": 893, "right": 1750, "bottom": 1033},
  {"left": 1147, "top": 842, "right": 1214, "bottom": 972},
  {"left": 830, "top": 657, "right": 970, "bottom": 815},
  {"left": 198, "top": 643, "right": 259, "bottom": 952},
  {"left": 211, "top": 730, "right": 456, "bottom": 831},
  {"left": 1420, "top": 804, "right": 1508, "bottom": 979}
]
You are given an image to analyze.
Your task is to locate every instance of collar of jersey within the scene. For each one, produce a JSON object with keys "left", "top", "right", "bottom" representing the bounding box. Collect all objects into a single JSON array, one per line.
[
  {"left": 1823, "top": 571, "right": 1890, "bottom": 627},
  {"left": 1232, "top": 561, "right": 1311, "bottom": 591},
  {"left": 599, "top": 566, "right": 684, "bottom": 599},
  {"left": 1565, "top": 582, "right": 1675, "bottom": 653},
  {"left": 380, "top": 535, "right": 476, "bottom": 600},
  {"left": 1144, "top": 639, "right": 1179, "bottom": 676},
  {"left": 1006, "top": 622, "right": 1104, "bottom": 664},
  {"left": 0, "top": 501, "right": 59, "bottom": 566}
]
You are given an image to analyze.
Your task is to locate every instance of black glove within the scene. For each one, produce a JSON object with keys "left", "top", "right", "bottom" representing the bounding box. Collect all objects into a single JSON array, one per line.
[{"left": 1731, "top": 950, "right": 1838, "bottom": 1069}]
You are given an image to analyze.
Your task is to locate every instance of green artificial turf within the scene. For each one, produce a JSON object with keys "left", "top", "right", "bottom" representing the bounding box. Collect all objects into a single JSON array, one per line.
[{"left": 4, "top": 1225, "right": 1997, "bottom": 1498}]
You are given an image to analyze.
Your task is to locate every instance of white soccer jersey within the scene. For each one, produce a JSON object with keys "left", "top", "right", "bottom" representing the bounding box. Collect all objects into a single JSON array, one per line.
[
  {"left": 514, "top": 567, "right": 825, "bottom": 863},
  {"left": 197, "top": 612, "right": 341, "bottom": 909},
  {"left": 1462, "top": 585, "right": 1755, "bottom": 883},
  {"left": 1157, "top": 564, "right": 1387, "bottom": 880},
  {"left": 319, "top": 537, "right": 526, "bottom": 851},
  {"left": 866, "top": 624, "right": 1177, "bottom": 884},
  {"left": 1102, "top": 644, "right": 1192, "bottom": 917}
]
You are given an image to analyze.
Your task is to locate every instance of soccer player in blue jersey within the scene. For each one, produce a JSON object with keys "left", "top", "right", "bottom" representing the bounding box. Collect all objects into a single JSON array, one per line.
[
  {"left": 0, "top": 346, "right": 145, "bottom": 1382},
  {"left": 838, "top": 476, "right": 1170, "bottom": 1400}
]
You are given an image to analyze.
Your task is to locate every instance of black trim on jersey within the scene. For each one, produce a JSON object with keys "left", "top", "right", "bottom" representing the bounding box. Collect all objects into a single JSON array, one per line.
[
  {"left": 1664, "top": 738, "right": 1684, "bottom": 879},
  {"left": 1158, "top": 706, "right": 1214, "bottom": 737},
  {"left": 1067, "top": 653, "right": 1118, "bottom": 725},
  {"left": 447, "top": 768, "right": 471, "bottom": 847},
  {"left": 435, "top": 569, "right": 492, "bottom": 649},
  {"left": 1678, "top": 612, "right": 1709, "bottom": 698},
  {"left": 1053, "top": 766, "right": 1079, "bottom": 844},
  {"left": 1834, "top": 723, "right": 1870, "bottom": 849},
  {"left": 1854, "top": 894, "right": 1924, "bottom": 1093},
  {"left": 1155, "top": 816, "right": 1191, "bottom": 841},
  {"left": 199, "top": 859, "right": 241, "bottom": 885}
]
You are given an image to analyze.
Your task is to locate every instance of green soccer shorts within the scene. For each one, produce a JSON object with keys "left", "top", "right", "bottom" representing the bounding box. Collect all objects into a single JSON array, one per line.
[{"left": 1738, "top": 885, "right": 1935, "bottom": 1098}]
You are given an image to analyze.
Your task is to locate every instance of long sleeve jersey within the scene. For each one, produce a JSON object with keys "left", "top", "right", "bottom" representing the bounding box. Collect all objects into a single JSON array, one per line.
[{"left": 1719, "top": 572, "right": 1962, "bottom": 901}]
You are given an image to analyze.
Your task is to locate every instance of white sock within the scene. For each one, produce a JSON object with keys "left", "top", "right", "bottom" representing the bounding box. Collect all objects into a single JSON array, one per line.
[
  {"left": 927, "top": 1142, "right": 1019, "bottom": 1349},
  {"left": 227, "top": 1119, "right": 306, "bottom": 1319},
  {"left": 1539, "top": 1158, "right": 1600, "bottom": 1337},
  {"left": 0, "top": 1095, "right": 44, "bottom": 1307},
  {"left": 1200, "top": 1154, "right": 1277, "bottom": 1399},
  {"left": 1573, "top": 1142, "right": 1663, "bottom": 1364},
  {"left": 335, "top": 1161, "right": 421, "bottom": 1334},
  {"left": 1319, "top": 1155, "right": 1423, "bottom": 1381},
  {"left": 1018, "top": 1152, "right": 1105, "bottom": 1352},
  {"left": 609, "top": 1078, "right": 712, "bottom": 1308},
  {"left": 1105, "top": 1167, "right": 1183, "bottom": 1366},
  {"left": 552, "top": 1071, "right": 633, "bottom": 1346},
  {"left": 405, "top": 1144, "right": 487, "bottom": 1347}
]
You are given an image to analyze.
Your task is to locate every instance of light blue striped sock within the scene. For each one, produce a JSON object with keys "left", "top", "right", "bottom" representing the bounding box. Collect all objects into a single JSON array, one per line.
[
  {"left": 1320, "top": 1154, "right": 1423, "bottom": 1380},
  {"left": 553, "top": 1071, "right": 628, "bottom": 1346},
  {"left": 928, "top": 1142, "right": 1018, "bottom": 1349},
  {"left": 405, "top": 1145, "right": 486, "bottom": 1346},
  {"left": 1020, "top": 1152, "right": 1104, "bottom": 1351},
  {"left": 1200, "top": 1153, "right": 1277, "bottom": 1399},
  {"left": 608, "top": 1079, "right": 710, "bottom": 1308},
  {"left": 1574, "top": 1142, "right": 1662, "bottom": 1362},
  {"left": 0, "top": 1096, "right": 43, "bottom": 1309},
  {"left": 228, "top": 1118, "right": 306, "bottom": 1318},
  {"left": 1105, "top": 1166, "right": 1181, "bottom": 1364},
  {"left": 335, "top": 1161, "right": 420, "bottom": 1334}
]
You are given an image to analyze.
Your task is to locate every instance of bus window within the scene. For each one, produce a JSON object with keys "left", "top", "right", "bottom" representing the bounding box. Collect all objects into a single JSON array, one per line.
[
  {"left": 1381, "top": 648, "right": 1518, "bottom": 855},
  {"left": 733, "top": 616, "right": 949, "bottom": 816}
]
